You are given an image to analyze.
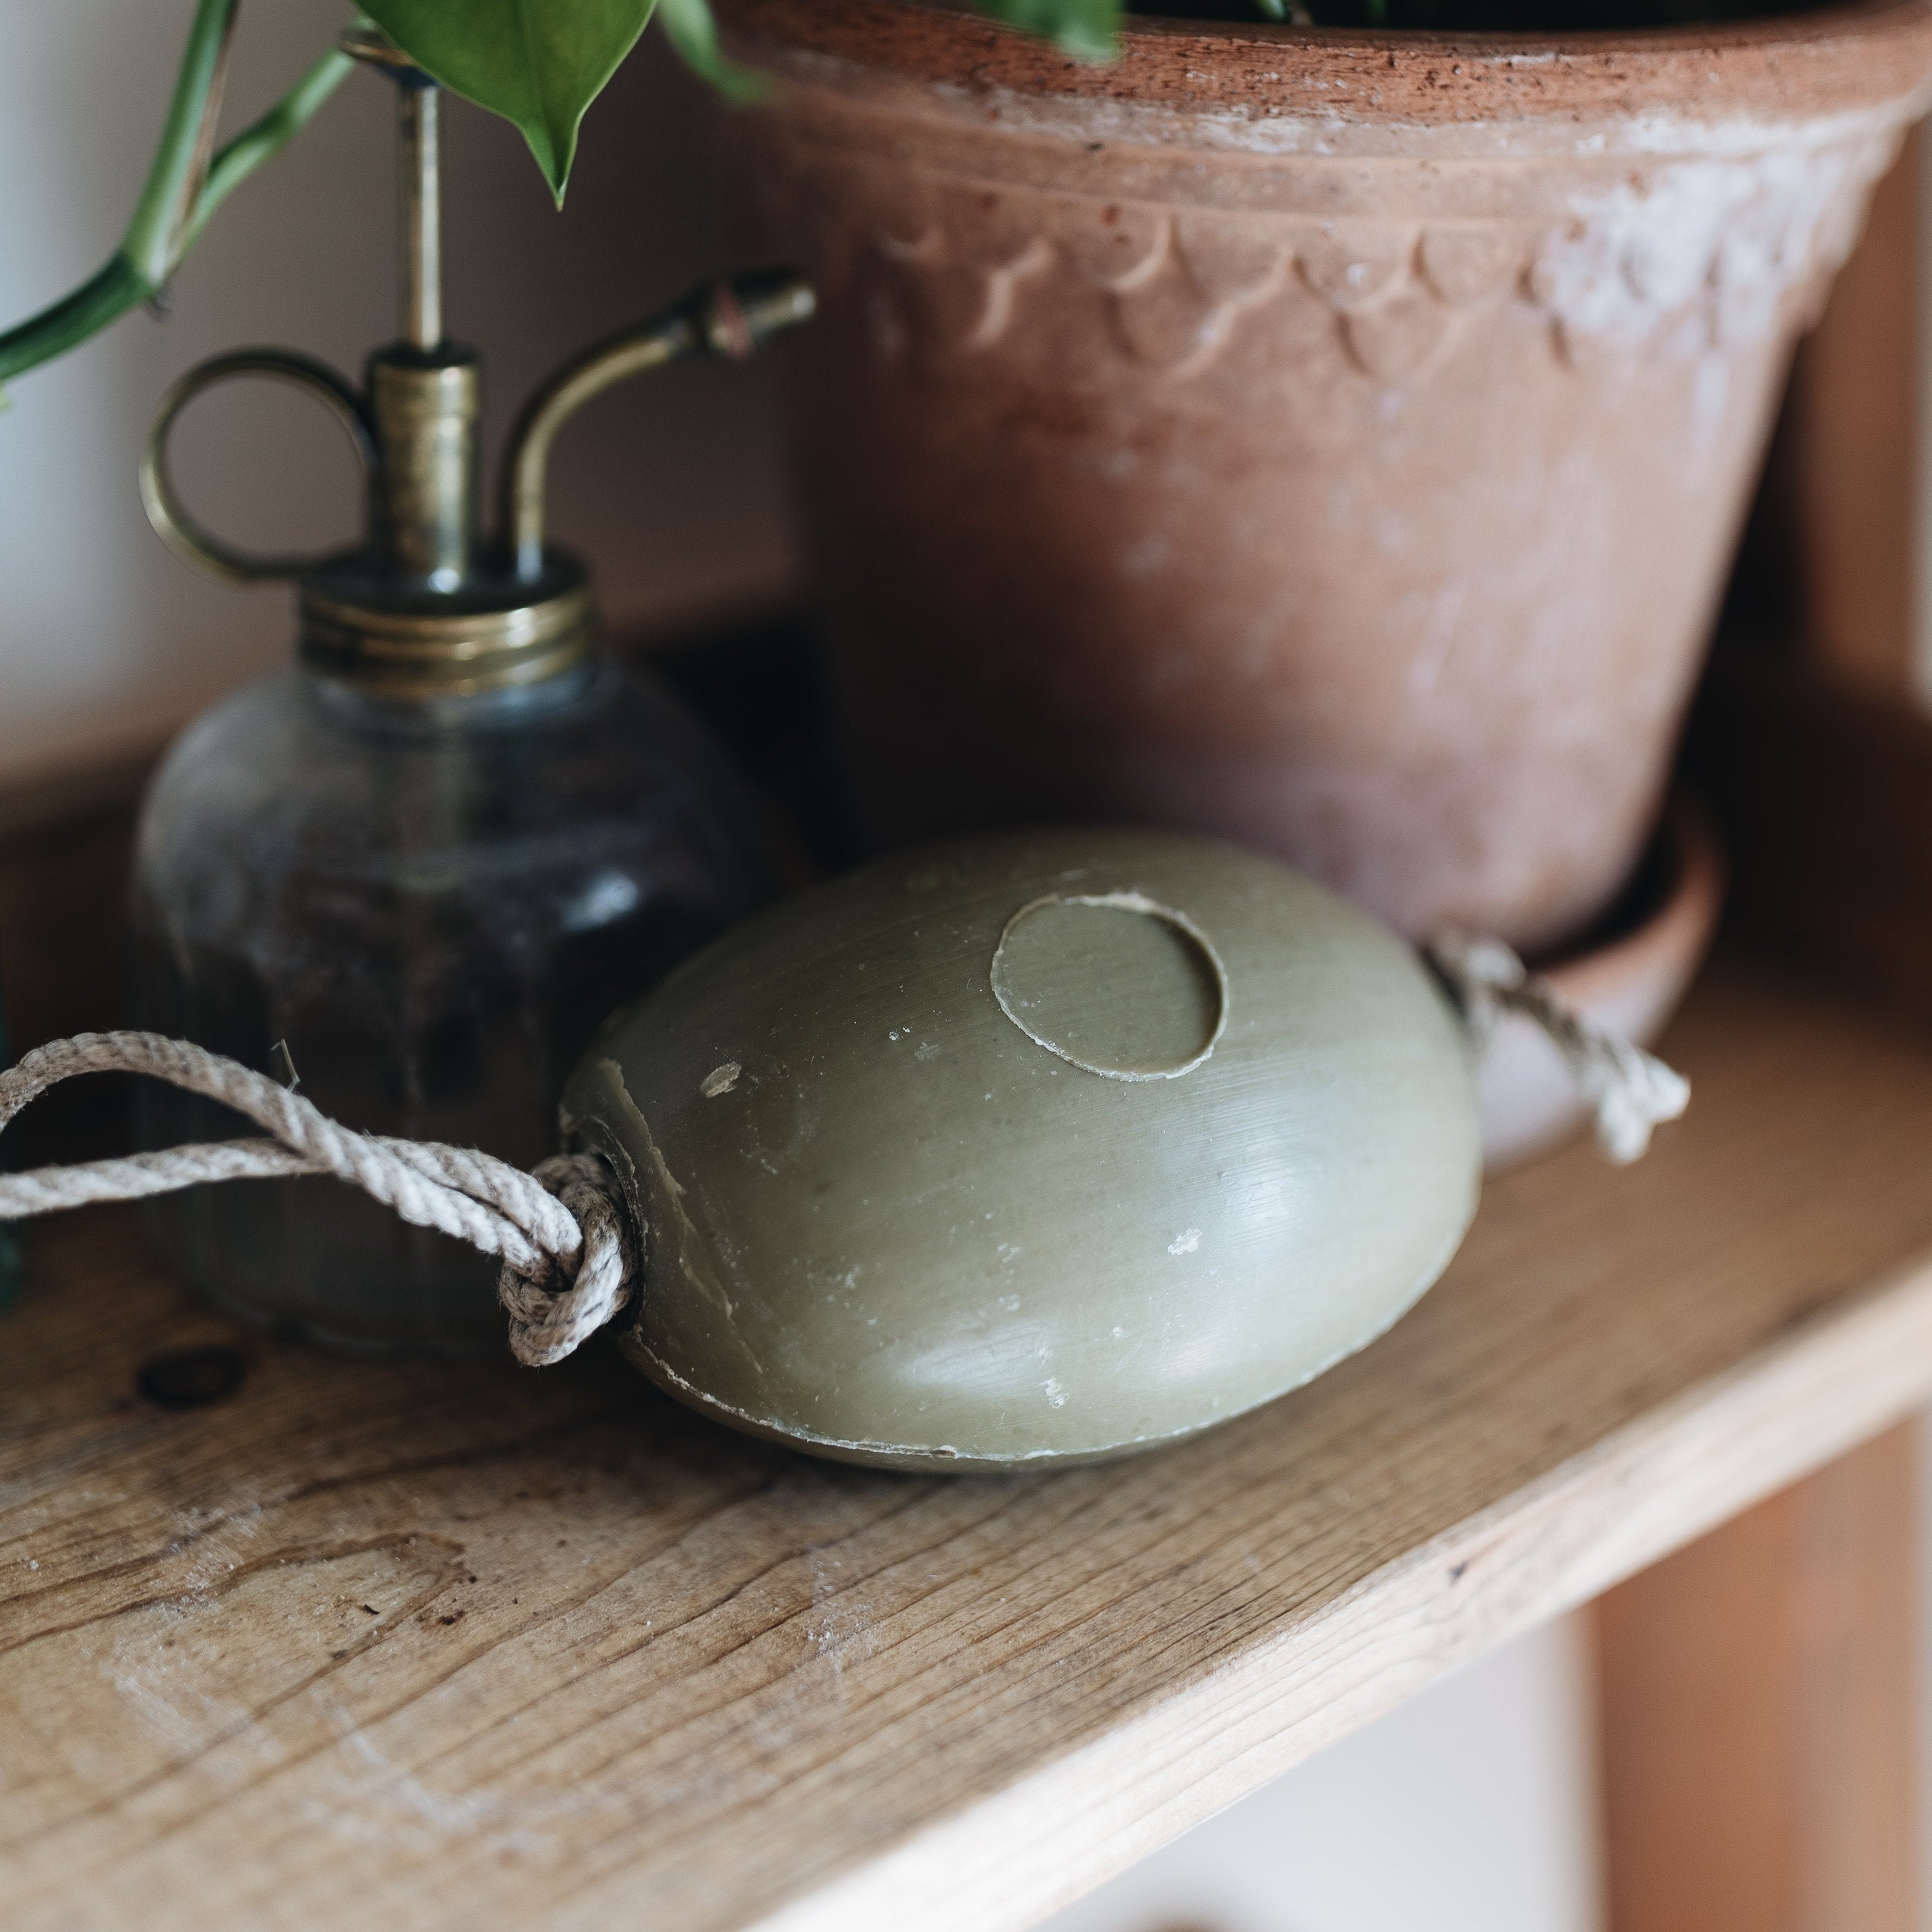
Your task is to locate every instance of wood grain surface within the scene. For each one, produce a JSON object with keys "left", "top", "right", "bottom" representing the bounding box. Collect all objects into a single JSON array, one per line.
[{"left": 8, "top": 952, "right": 1932, "bottom": 1932}]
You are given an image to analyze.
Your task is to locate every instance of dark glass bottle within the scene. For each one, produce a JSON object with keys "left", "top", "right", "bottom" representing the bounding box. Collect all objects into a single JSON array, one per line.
[{"left": 132, "top": 660, "right": 773, "bottom": 1355}]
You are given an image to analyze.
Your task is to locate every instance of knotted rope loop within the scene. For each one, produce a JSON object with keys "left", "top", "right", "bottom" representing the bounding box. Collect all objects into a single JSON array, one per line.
[
  {"left": 1425, "top": 930, "right": 1691, "bottom": 1164},
  {"left": 0, "top": 1031, "right": 639, "bottom": 1366},
  {"left": 496, "top": 1152, "right": 639, "bottom": 1366}
]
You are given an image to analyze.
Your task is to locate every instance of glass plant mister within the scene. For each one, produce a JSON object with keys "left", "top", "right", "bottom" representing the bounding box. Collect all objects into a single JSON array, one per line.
[{"left": 131, "top": 29, "right": 809, "bottom": 1356}]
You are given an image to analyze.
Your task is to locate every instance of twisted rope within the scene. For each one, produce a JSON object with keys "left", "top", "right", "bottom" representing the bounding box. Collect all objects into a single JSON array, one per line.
[
  {"left": 0, "top": 1032, "right": 638, "bottom": 1364},
  {"left": 1425, "top": 930, "right": 1691, "bottom": 1164}
]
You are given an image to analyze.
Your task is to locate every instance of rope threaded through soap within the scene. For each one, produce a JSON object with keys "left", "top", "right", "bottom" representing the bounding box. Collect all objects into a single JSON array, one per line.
[
  {"left": 1424, "top": 930, "right": 1691, "bottom": 1164},
  {"left": 0, "top": 1032, "right": 637, "bottom": 1364}
]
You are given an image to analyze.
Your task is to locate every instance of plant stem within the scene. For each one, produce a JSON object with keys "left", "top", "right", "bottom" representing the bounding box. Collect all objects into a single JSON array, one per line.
[
  {"left": 0, "top": 260, "right": 150, "bottom": 383},
  {"left": 183, "top": 46, "right": 355, "bottom": 253},
  {"left": 0, "top": 25, "right": 352, "bottom": 385},
  {"left": 123, "top": 0, "right": 242, "bottom": 290}
]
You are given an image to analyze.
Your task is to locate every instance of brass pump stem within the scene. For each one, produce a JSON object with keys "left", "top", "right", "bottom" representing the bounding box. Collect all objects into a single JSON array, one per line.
[
  {"left": 397, "top": 80, "right": 442, "bottom": 348},
  {"left": 366, "top": 57, "right": 475, "bottom": 588},
  {"left": 339, "top": 24, "right": 446, "bottom": 349}
]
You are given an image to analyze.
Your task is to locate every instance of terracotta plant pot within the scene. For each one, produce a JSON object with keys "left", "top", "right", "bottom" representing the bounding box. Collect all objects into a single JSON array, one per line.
[{"left": 719, "top": 0, "right": 1932, "bottom": 952}]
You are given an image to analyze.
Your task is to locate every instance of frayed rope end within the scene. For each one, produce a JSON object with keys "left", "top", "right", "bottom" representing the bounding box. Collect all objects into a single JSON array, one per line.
[{"left": 1425, "top": 929, "right": 1690, "bottom": 1165}]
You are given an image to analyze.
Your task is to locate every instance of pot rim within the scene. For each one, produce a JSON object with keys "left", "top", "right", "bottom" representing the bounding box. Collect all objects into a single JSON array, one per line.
[
  {"left": 1540, "top": 795, "right": 1725, "bottom": 984},
  {"left": 715, "top": 0, "right": 1932, "bottom": 135}
]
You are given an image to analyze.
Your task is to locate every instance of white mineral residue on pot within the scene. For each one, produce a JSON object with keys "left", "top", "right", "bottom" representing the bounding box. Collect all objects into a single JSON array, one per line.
[
  {"left": 905, "top": 69, "right": 1912, "bottom": 166},
  {"left": 1689, "top": 351, "right": 1733, "bottom": 460},
  {"left": 1405, "top": 583, "right": 1468, "bottom": 701},
  {"left": 1532, "top": 136, "right": 1894, "bottom": 348}
]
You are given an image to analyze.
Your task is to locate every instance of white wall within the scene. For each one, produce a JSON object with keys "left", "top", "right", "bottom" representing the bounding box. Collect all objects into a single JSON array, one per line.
[
  {"left": 0, "top": 0, "right": 799, "bottom": 783},
  {"left": 1043, "top": 1618, "right": 1602, "bottom": 1932}
]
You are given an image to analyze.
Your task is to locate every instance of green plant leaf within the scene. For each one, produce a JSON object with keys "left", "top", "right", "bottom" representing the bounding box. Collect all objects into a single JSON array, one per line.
[
  {"left": 359, "top": 0, "right": 657, "bottom": 202},
  {"left": 972, "top": 0, "right": 1121, "bottom": 59},
  {"left": 657, "top": 0, "right": 766, "bottom": 102}
]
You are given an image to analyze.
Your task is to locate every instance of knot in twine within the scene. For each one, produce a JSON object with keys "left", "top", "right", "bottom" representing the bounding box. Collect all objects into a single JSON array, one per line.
[
  {"left": 0, "top": 1032, "right": 638, "bottom": 1366},
  {"left": 1424, "top": 930, "right": 1691, "bottom": 1164}
]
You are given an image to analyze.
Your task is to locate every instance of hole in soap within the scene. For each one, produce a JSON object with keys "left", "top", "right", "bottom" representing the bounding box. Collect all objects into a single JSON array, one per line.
[{"left": 990, "top": 891, "right": 1228, "bottom": 1080}]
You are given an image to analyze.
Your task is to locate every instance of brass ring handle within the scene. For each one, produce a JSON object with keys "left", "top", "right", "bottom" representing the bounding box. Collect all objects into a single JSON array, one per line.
[{"left": 140, "top": 351, "right": 375, "bottom": 584}]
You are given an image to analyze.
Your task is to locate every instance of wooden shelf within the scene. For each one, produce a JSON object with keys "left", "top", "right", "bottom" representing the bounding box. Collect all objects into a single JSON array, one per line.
[{"left": 5, "top": 948, "right": 1932, "bottom": 1930}]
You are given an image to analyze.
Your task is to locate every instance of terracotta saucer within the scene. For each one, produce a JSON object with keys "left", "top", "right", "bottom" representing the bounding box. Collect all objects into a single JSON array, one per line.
[{"left": 1479, "top": 796, "right": 1725, "bottom": 1172}]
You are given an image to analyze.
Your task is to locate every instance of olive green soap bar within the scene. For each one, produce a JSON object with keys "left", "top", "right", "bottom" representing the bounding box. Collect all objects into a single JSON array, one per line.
[{"left": 563, "top": 828, "right": 1481, "bottom": 1472}]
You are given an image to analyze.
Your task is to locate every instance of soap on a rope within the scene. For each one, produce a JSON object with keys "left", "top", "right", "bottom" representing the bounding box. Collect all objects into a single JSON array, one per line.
[{"left": 564, "top": 827, "right": 1481, "bottom": 1472}]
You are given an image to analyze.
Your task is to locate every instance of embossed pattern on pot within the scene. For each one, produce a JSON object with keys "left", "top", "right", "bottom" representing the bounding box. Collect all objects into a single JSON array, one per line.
[{"left": 841, "top": 146, "right": 1886, "bottom": 375}]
